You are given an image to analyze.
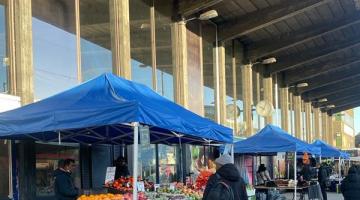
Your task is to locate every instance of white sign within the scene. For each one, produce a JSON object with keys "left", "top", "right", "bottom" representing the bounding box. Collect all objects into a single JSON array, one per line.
[
  {"left": 137, "top": 181, "right": 145, "bottom": 192},
  {"left": 169, "top": 183, "right": 176, "bottom": 191},
  {"left": 104, "top": 167, "right": 116, "bottom": 184},
  {"left": 0, "top": 94, "right": 20, "bottom": 112},
  {"left": 223, "top": 144, "right": 232, "bottom": 155},
  {"left": 154, "top": 184, "right": 160, "bottom": 191}
]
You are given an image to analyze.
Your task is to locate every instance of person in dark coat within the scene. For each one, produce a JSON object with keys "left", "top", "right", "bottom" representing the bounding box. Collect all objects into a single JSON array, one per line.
[
  {"left": 318, "top": 163, "right": 329, "bottom": 200},
  {"left": 54, "top": 159, "right": 78, "bottom": 200},
  {"left": 341, "top": 166, "right": 360, "bottom": 200},
  {"left": 114, "top": 156, "right": 130, "bottom": 179},
  {"left": 203, "top": 154, "right": 248, "bottom": 200}
]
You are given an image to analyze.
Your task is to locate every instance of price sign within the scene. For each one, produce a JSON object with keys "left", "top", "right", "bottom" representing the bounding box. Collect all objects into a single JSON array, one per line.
[
  {"left": 154, "top": 184, "right": 160, "bottom": 191},
  {"left": 137, "top": 181, "right": 145, "bottom": 192},
  {"left": 169, "top": 183, "right": 176, "bottom": 191},
  {"left": 104, "top": 167, "right": 116, "bottom": 184}
]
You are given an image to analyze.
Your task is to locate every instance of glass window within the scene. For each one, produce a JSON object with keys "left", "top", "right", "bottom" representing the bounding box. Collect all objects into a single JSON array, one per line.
[
  {"left": 32, "top": 0, "right": 78, "bottom": 99},
  {"left": 130, "top": 0, "right": 152, "bottom": 88},
  {"left": 35, "top": 143, "right": 80, "bottom": 198},
  {"left": 139, "top": 145, "right": 156, "bottom": 182},
  {"left": 188, "top": 145, "right": 217, "bottom": 178},
  {"left": 0, "top": 2, "right": 7, "bottom": 94},
  {"left": 155, "top": 1, "right": 174, "bottom": 101},
  {"left": 80, "top": 0, "right": 112, "bottom": 81},
  {"left": 0, "top": 142, "right": 9, "bottom": 199},
  {"left": 302, "top": 104, "right": 306, "bottom": 140},
  {"left": 225, "top": 42, "right": 235, "bottom": 131},
  {"left": 202, "top": 22, "right": 216, "bottom": 121},
  {"left": 252, "top": 66, "right": 265, "bottom": 132},
  {"left": 272, "top": 74, "right": 281, "bottom": 127},
  {"left": 158, "top": 144, "right": 177, "bottom": 184}
]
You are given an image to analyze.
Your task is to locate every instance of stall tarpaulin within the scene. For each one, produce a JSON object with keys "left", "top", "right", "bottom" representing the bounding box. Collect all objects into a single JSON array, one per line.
[
  {"left": 0, "top": 73, "right": 233, "bottom": 200},
  {"left": 0, "top": 73, "right": 232, "bottom": 144},
  {"left": 312, "top": 140, "right": 343, "bottom": 158},
  {"left": 232, "top": 125, "right": 320, "bottom": 155}
]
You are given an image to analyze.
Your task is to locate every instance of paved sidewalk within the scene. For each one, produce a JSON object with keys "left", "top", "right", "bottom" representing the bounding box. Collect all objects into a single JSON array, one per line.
[{"left": 283, "top": 192, "right": 343, "bottom": 200}]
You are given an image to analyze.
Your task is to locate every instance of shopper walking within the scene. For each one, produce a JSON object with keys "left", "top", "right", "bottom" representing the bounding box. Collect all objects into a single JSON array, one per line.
[
  {"left": 318, "top": 162, "right": 330, "bottom": 200},
  {"left": 54, "top": 159, "right": 79, "bottom": 200},
  {"left": 341, "top": 166, "right": 360, "bottom": 200},
  {"left": 203, "top": 154, "right": 248, "bottom": 200}
]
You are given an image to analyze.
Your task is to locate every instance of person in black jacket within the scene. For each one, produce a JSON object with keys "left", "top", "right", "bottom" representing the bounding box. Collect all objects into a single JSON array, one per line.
[
  {"left": 203, "top": 154, "right": 248, "bottom": 200},
  {"left": 318, "top": 163, "right": 329, "bottom": 200},
  {"left": 114, "top": 156, "right": 130, "bottom": 179},
  {"left": 341, "top": 166, "right": 360, "bottom": 200},
  {"left": 54, "top": 159, "right": 79, "bottom": 200}
]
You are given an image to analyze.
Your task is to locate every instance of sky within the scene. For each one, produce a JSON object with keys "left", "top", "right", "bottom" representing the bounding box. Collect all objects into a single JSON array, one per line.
[{"left": 354, "top": 107, "right": 360, "bottom": 135}]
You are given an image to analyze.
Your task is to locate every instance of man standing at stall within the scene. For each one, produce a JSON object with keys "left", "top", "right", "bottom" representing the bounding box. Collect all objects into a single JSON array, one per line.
[
  {"left": 203, "top": 154, "right": 248, "bottom": 200},
  {"left": 318, "top": 162, "right": 330, "bottom": 200},
  {"left": 54, "top": 159, "right": 79, "bottom": 200}
]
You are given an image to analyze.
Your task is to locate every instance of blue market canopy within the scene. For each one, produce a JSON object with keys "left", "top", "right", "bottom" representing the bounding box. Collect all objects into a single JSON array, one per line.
[
  {"left": 312, "top": 140, "right": 348, "bottom": 159},
  {"left": 232, "top": 125, "right": 320, "bottom": 155},
  {"left": 341, "top": 152, "right": 350, "bottom": 160},
  {"left": 0, "top": 73, "right": 232, "bottom": 145}
]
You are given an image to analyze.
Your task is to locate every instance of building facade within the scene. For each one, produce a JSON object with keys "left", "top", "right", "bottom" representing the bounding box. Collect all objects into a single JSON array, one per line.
[
  {"left": 333, "top": 110, "right": 356, "bottom": 149},
  {"left": 0, "top": 0, "right": 356, "bottom": 199}
]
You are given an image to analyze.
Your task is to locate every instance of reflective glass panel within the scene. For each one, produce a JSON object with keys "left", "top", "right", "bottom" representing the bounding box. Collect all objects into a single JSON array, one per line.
[
  {"left": 80, "top": 0, "right": 112, "bottom": 81},
  {"left": 0, "top": 2, "right": 7, "bottom": 93},
  {"left": 32, "top": 0, "right": 77, "bottom": 99}
]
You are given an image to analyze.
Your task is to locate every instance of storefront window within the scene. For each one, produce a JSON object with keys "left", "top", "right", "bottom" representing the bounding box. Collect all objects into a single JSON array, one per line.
[
  {"left": 0, "top": 142, "right": 9, "bottom": 199},
  {"left": 224, "top": 41, "right": 244, "bottom": 135},
  {"left": 32, "top": 0, "right": 78, "bottom": 99},
  {"left": 0, "top": 2, "right": 7, "bottom": 94},
  {"left": 80, "top": 0, "right": 112, "bottom": 81},
  {"left": 155, "top": 1, "right": 174, "bottom": 101},
  {"left": 252, "top": 66, "right": 265, "bottom": 132},
  {"left": 202, "top": 23, "right": 216, "bottom": 121},
  {"left": 35, "top": 143, "right": 80, "bottom": 198},
  {"left": 272, "top": 75, "right": 281, "bottom": 127},
  {"left": 188, "top": 145, "right": 217, "bottom": 181},
  {"left": 158, "top": 144, "right": 177, "bottom": 184},
  {"left": 139, "top": 145, "right": 156, "bottom": 182},
  {"left": 130, "top": 0, "right": 152, "bottom": 88},
  {"left": 302, "top": 104, "right": 306, "bottom": 141},
  {"left": 225, "top": 42, "right": 235, "bottom": 131}
]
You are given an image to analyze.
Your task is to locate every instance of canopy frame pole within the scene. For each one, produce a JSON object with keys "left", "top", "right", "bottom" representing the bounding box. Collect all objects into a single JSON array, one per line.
[
  {"left": 58, "top": 131, "right": 61, "bottom": 145},
  {"left": 338, "top": 157, "right": 341, "bottom": 186},
  {"left": 231, "top": 144, "right": 234, "bottom": 163},
  {"left": 172, "top": 131, "right": 185, "bottom": 182},
  {"left": 294, "top": 152, "right": 297, "bottom": 200},
  {"left": 132, "top": 122, "right": 139, "bottom": 200}
]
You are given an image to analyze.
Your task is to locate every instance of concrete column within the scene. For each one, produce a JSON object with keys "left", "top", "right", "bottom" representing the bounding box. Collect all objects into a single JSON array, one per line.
[
  {"left": 293, "top": 95, "right": 302, "bottom": 139},
  {"left": 171, "top": 22, "right": 188, "bottom": 108},
  {"left": 328, "top": 115, "right": 334, "bottom": 145},
  {"left": 242, "top": 64, "right": 253, "bottom": 137},
  {"left": 110, "top": 0, "right": 131, "bottom": 79},
  {"left": 263, "top": 75, "right": 273, "bottom": 124},
  {"left": 280, "top": 87, "right": 289, "bottom": 132},
  {"left": 305, "top": 102, "right": 312, "bottom": 142},
  {"left": 7, "top": 0, "right": 16, "bottom": 95},
  {"left": 217, "top": 43, "right": 226, "bottom": 125},
  {"left": 14, "top": 0, "right": 33, "bottom": 105},
  {"left": 321, "top": 112, "right": 328, "bottom": 142},
  {"left": 313, "top": 107, "right": 320, "bottom": 140}
]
